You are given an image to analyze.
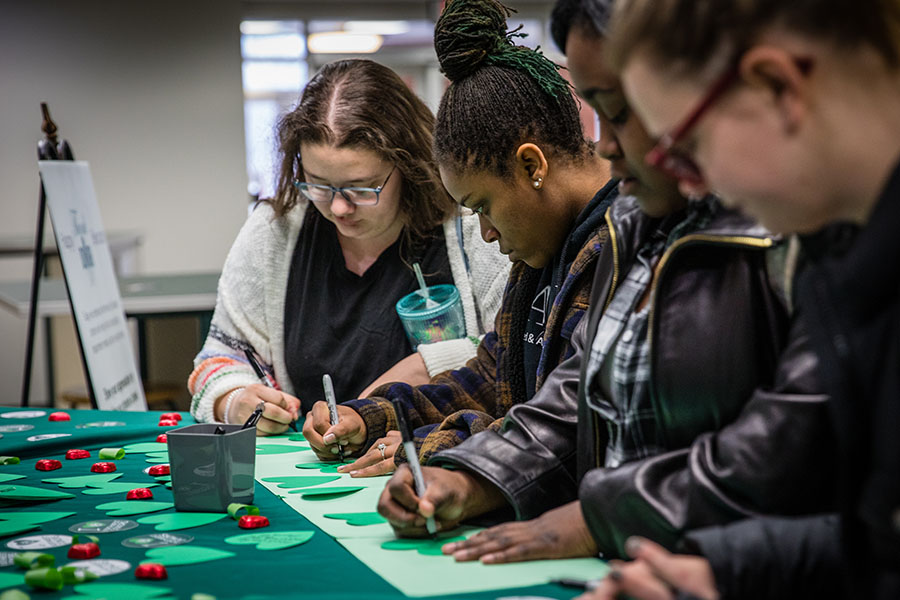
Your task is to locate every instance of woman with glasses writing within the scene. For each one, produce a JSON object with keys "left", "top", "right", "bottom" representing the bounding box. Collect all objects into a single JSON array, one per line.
[{"left": 188, "top": 59, "right": 509, "bottom": 434}]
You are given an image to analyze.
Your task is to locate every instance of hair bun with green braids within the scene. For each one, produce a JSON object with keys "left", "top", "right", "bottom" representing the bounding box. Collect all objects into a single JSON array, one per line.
[{"left": 434, "top": 0, "right": 514, "bottom": 82}]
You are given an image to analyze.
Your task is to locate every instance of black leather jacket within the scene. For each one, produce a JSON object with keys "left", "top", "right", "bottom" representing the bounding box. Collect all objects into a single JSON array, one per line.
[{"left": 433, "top": 197, "right": 835, "bottom": 558}]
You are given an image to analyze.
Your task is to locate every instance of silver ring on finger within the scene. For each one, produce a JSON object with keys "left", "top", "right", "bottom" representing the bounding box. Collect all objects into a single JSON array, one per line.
[{"left": 377, "top": 442, "right": 386, "bottom": 460}]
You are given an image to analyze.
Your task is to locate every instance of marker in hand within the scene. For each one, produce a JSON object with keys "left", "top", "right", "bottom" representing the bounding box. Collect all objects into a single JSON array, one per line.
[
  {"left": 244, "top": 348, "right": 298, "bottom": 432},
  {"left": 391, "top": 398, "right": 437, "bottom": 536},
  {"left": 322, "top": 374, "right": 344, "bottom": 462}
]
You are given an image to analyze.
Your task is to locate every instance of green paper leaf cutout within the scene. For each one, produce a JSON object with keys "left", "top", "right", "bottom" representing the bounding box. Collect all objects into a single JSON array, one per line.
[
  {"left": 122, "top": 443, "right": 169, "bottom": 454},
  {"left": 294, "top": 462, "right": 341, "bottom": 473},
  {"left": 261, "top": 476, "right": 339, "bottom": 489},
  {"left": 255, "top": 445, "right": 310, "bottom": 455},
  {"left": 143, "top": 545, "right": 235, "bottom": 566},
  {"left": 44, "top": 473, "right": 122, "bottom": 488},
  {"left": 81, "top": 482, "right": 159, "bottom": 496},
  {"left": 153, "top": 475, "right": 171, "bottom": 482},
  {"left": 95, "top": 501, "right": 173, "bottom": 516},
  {"left": 288, "top": 433, "right": 305, "bottom": 441},
  {"left": 224, "top": 531, "right": 314, "bottom": 551},
  {"left": 0, "top": 511, "right": 75, "bottom": 538},
  {"left": 0, "top": 485, "right": 74, "bottom": 501},
  {"left": 0, "top": 572, "right": 26, "bottom": 590},
  {"left": 136, "top": 513, "right": 225, "bottom": 531},
  {"left": 381, "top": 534, "right": 466, "bottom": 555},
  {"left": 289, "top": 486, "right": 364, "bottom": 500},
  {"left": 65, "top": 582, "right": 173, "bottom": 600},
  {"left": 144, "top": 452, "right": 169, "bottom": 464},
  {"left": 323, "top": 512, "right": 387, "bottom": 526},
  {"left": 0, "top": 474, "right": 25, "bottom": 483}
]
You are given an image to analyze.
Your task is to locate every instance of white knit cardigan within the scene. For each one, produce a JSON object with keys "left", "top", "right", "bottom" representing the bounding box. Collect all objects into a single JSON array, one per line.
[{"left": 188, "top": 202, "right": 509, "bottom": 423}]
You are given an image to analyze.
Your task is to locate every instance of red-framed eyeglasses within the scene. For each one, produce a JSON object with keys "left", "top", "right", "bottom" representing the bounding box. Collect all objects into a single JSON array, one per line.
[{"left": 646, "top": 57, "right": 814, "bottom": 185}]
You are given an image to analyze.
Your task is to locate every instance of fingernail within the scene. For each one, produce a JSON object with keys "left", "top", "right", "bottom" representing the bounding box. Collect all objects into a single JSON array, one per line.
[
  {"left": 607, "top": 568, "right": 623, "bottom": 583},
  {"left": 349, "top": 470, "right": 359, "bottom": 476},
  {"left": 330, "top": 446, "right": 339, "bottom": 454},
  {"left": 339, "top": 439, "right": 348, "bottom": 445},
  {"left": 337, "top": 465, "right": 348, "bottom": 472},
  {"left": 624, "top": 537, "right": 642, "bottom": 556},
  {"left": 323, "top": 433, "right": 336, "bottom": 444}
]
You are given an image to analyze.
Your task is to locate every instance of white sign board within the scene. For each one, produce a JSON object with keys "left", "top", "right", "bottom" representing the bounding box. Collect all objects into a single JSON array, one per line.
[{"left": 38, "top": 161, "right": 146, "bottom": 411}]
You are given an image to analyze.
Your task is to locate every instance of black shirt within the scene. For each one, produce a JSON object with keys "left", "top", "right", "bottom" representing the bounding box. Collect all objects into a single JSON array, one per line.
[{"left": 283, "top": 208, "right": 452, "bottom": 412}]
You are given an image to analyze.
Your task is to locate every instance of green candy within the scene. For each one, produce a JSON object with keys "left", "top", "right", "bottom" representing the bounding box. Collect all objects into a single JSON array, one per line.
[
  {"left": 98, "top": 448, "right": 125, "bottom": 460},
  {"left": 0, "top": 457, "right": 20, "bottom": 465},
  {"left": 0, "top": 589, "right": 30, "bottom": 600},
  {"left": 13, "top": 552, "right": 54, "bottom": 570},
  {"left": 24, "top": 567, "right": 63, "bottom": 591},
  {"left": 60, "top": 566, "right": 98, "bottom": 585},
  {"left": 226, "top": 503, "right": 259, "bottom": 520}
]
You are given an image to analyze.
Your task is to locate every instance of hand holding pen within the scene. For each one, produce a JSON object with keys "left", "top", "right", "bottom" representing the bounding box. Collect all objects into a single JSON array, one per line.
[
  {"left": 243, "top": 349, "right": 299, "bottom": 432},
  {"left": 216, "top": 350, "right": 300, "bottom": 435}
]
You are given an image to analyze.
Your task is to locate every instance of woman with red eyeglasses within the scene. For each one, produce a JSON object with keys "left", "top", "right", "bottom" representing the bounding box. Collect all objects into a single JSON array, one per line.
[
  {"left": 577, "top": 0, "right": 900, "bottom": 599},
  {"left": 375, "top": 0, "right": 832, "bottom": 567}
]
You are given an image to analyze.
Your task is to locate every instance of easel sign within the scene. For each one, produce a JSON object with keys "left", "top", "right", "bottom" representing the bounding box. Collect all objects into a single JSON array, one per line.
[{"left": 38, "top": 161, "right": 147, "bottom": 411}]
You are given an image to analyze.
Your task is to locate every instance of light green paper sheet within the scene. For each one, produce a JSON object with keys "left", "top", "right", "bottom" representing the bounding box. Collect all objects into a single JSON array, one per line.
[
  {"left": 338, "top": 531, "right": 608, "bottom": 597},
  {"left": 256, "top": 445, "right": 393, "bottom": 539}
]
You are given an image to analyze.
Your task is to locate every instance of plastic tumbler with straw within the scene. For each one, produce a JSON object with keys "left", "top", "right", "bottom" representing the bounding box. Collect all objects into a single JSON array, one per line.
[{"left": 395, "top": 263, "right": 465, "bottom": 350}]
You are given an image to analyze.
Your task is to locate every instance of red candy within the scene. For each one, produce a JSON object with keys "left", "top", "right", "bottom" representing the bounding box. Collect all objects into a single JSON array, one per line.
[
  {"left": 155, "top": 434, "right": 168, "bottom": 443},
  {"left": 68, "top": 542, "right": 100, "bottom": 559},
  {"left": 134, "top": 563, "right": 168, "bottom": 580},
  {"left": 158, "top": 419, "right": 178, "bottom": 427},
  {"left": 126, "top": 488, "right": 154, "bottom": 500},
  {"left": 90, "top": 462, "right": 117, "bottom": 473},
  {"left": 148, "top": 464, "right": 170, "bottom": 476},
  {"left": 238, "top": 515, "right": 269, "bottom": 529},
  {"left": 160, "top": 413, "right": 182, "bottom": 422},
  {"left": 48, "top": 412, "right": 71, "bottom": 421},
  {"left": 65, "top": 449, "right": 90, "bottom": 460},
  {"left": 35, "top": 459, "right": 62, "bottom": 471}
]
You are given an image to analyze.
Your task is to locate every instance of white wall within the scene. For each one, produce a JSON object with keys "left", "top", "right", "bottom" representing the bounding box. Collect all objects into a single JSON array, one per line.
[{"left": 0, "top": 0, "right": 248, "bottom": 404}]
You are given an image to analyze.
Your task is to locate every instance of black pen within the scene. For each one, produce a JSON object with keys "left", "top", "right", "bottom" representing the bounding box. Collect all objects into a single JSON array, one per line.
[
  {"left": 391, "top": 399, "right": 437, "bottom": 536},
  {"left": 550, "top": 578, "right": 602, "bottom": 591},
  {"left": 244, "top": 349, "right": 298, "bottom": 432},
  {"left": 240, "top": 401, "right": 265, "bottom": 430}
]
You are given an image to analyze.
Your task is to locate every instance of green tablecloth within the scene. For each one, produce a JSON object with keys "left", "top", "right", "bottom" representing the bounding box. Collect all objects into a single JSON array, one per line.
[{"left": 0, "top": 408, "right": 586, "bottom": 599}]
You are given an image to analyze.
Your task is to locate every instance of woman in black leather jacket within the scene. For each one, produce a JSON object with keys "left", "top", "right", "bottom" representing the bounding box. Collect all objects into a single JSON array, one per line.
[{"left": 376, "top": 0, "right": 835, "bottom": 563}]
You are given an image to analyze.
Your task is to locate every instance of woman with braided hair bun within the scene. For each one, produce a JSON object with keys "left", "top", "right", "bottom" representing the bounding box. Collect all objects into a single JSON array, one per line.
[{"left": 304, "top": 0, "right": 617, "bottom": 478}]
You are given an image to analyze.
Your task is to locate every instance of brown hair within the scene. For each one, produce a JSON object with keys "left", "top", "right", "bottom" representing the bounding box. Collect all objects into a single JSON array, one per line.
[
  {"left": 270, "top": 59, "right": 455, "bottom": 244},
  {"left": 607, "top": 0, "right": 900, "bottom": 76}
]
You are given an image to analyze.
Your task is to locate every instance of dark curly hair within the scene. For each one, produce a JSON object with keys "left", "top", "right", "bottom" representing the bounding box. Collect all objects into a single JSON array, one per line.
[
  {"left": 433, "top": 0, "right": 594, "bottom": 176},
  {"left": 270, "top": 59, "right": 455, "bottom": 244}
]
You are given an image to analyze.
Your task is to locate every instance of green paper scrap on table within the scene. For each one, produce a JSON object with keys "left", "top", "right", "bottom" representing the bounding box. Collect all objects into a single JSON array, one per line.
[
  {"left": 144, "top": 452, "right": 169, "bottom": 464},
  {"left": 142, "top": 545, "right": 235, "bottom": 566},
  {"left": 0, "top": 485, "right": 75, "bottom": 502},
  {"left": 288, "top": 433, "right": 305, "bottom": 442},
  {"left": 43, "top": 473, "right": 122, "bottom": 488},
  {"left": 287, "top": 486, "right": 364, "bottom": 499},
  {"left": 323, "top": 512, "right": 387, "bottom": 527},
  {"left": 122, "top": 443, "right": 168, "bottom": 454},
  {"left": 137, "top": 513, "right": 226, "bottom": 531},
  {"left": 152, "top": 476, "right": 171, "bottom": 483},
  {"left": 0, "top": 572, "right": 25, "bottom": 590},
  {"left": 261, "top": 476, "right": 340, "bottom": 489},
  {"left": 338, "top": 532, "right": 610, "bottom": 597},
  {"left": 294, "top": 462, "right": 341, "bottom": 473},
  {"left": 81, "top": 482, "right": 159, "bottom": 496},
  {"left": 64, "top": 583, "right": 173, "bottom": 600},
  {"left": 381, "top": 535, "right": 466, "bottom": 556},
  {"left": 96, "top": 501, "right": 173, "bottom": 517},
  {"left": 0, "top": 512, "right": 75, "bottom": 538},
  {"left": 224, "top": 531, "right": 314, "bottom": 551},
  {"left": 255, "top": 445, "right": 310, "bottom": 456},
  {"left": 0, "top": 474, "right": 25, "bottom": 483}
]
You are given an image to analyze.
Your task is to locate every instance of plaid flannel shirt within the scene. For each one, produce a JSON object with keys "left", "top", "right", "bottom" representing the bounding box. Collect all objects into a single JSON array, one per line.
[{"left": 585, "top": 199, "right": 716, "bottom": 467}]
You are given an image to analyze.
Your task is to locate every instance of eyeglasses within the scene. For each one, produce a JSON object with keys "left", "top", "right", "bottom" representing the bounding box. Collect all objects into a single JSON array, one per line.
[
  {"left": 294, "top": 166, "right": 396, "bottom": 206},
  {"left": 646, "top": 56, "right": 814, "bottom": 185}
]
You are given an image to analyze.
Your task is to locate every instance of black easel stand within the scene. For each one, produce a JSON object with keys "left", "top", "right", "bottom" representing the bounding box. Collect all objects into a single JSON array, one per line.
[{"left": 20, "top": 103, "right": 75, "bottom": 407}]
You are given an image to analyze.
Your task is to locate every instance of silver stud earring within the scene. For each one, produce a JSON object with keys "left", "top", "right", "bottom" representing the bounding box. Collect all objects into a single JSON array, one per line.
[{"left": 533, "top": 177, "right": 543, "bottom": 189}]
